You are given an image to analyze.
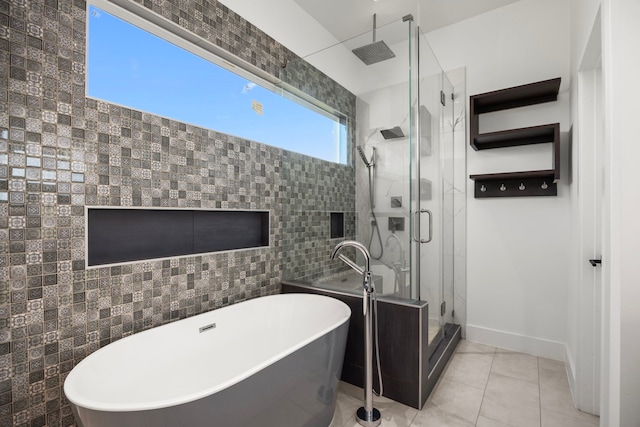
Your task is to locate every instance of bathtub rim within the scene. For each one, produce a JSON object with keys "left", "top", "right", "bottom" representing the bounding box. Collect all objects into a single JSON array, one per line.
[{"left": 63, "top": 293, "right": 351, "bottom": 412}]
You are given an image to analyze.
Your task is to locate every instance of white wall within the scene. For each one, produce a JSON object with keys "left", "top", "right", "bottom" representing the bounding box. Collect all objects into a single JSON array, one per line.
[
  {"left": 570, "top": 0, "right": 603, "bottom": 75},
  {"left": 427, "top": 0, "right": 571, "bottom": 359}
]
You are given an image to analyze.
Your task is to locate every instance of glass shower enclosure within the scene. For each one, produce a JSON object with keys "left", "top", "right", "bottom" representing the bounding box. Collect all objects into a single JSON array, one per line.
[
  {"left": 345, "top": 16, "right": 457, "bottom": 355},
  {"left": 281, "top": 14, "right": 463, "bottom": 409}
]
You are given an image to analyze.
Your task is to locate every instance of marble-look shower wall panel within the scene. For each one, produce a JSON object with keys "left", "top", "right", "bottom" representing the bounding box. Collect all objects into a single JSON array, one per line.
[
  {"left": 0, "top": 0, "right": 356, "bottom": 425},
  {"left": 355, "top": 84, "right": 412, "bottom": 268}
]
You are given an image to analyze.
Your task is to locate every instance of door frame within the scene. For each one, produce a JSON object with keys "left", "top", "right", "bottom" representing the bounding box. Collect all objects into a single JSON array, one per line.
[{"left": 572, "top": 10, "right": 603, "bottom": 416}]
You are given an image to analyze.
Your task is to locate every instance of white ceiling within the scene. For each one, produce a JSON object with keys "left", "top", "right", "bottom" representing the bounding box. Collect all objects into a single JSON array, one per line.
[{"left": 294, "top": 0, "right": 525, "bottom": 42}]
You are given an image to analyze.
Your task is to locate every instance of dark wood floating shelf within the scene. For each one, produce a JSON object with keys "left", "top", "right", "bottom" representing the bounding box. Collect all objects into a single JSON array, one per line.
[
  {"left": 471, "top": 78, "right": 561, "bottom": 115},
  {"left": 473, "top": 123, "right": 559, "bottom": 150},
  {"left": 469, "top": 78, "right": 561, "bottom": 198},
  {"left": 470, "top": 169, "right": 557, "bottom": 181}
]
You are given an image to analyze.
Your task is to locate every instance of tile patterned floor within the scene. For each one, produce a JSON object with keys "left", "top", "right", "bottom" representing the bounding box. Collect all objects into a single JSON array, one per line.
[{"left": 330, "top": 340, "right": 600, "bottom": 427}]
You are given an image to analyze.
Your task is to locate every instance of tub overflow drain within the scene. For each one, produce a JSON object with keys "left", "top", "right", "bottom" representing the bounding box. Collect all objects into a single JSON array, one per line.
[{"left": 199, "top": 323, "right": 217, "bottom": 333}]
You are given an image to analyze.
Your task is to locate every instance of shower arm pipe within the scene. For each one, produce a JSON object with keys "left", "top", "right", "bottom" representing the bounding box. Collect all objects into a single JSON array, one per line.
[{"left": 372, "top": 13, "right": 377, "bottom": 43}]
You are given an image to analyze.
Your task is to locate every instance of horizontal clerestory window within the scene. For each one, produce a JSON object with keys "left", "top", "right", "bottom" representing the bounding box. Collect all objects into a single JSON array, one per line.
[{"left": 87, "top": 1, "right": 348, "bottom": 164}]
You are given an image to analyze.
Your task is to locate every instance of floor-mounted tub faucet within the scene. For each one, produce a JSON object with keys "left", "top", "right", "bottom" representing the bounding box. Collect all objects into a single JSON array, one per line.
[{"left": 331, "top": 240, "right": 381, "bottom": 427}]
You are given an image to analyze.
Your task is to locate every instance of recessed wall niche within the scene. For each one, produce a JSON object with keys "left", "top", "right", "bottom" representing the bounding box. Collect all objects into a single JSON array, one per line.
[
  {"left": 330, "top": 212, "right": 345, "bottom": 239},
  {"left": 87, "top": 208, "right": 270, "bottom": 267}
]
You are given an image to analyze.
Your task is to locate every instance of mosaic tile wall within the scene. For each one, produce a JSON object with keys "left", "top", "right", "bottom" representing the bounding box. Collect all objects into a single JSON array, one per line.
[
  {"left": 281, "top": 57, "right": 356, "bottom": 127},
  {"left": 0, "top": 0, "right": 357, "bottom": 425},
  {"left": 281, "top": 150, "right": 356, "bottom": 282}
]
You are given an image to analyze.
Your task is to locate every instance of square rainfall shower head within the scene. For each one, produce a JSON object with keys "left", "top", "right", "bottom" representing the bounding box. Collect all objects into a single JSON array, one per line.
[{"left": 352, "top": 41, "right": 396, "bottom": 65}]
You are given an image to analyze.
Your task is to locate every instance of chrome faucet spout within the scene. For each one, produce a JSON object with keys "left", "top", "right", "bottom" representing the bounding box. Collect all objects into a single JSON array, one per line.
[
  {"left": 337, "top": 254, "right": 365, "bottom": 276},
  {"left": 331, "top": 240, "right": 371, "bottom": 274}
]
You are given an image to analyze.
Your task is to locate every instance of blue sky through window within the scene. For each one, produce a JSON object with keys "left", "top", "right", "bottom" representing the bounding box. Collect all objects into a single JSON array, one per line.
[{"left": 88, "top": 6, "right": 345, "bottom": 163}]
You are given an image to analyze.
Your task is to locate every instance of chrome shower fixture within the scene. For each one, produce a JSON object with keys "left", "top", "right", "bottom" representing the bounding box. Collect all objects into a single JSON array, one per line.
[
  {"left": 358, "top": 145, "right": 382, "bottom": 257},
  {"left": 352, "top": 14, "right": 396, "bottom": 65},
  {"left": 357, "top": 145, "right": 374, "bottom": 168},
  {"left": 380, "top": 126, "right": 404, "bottom": 140}
]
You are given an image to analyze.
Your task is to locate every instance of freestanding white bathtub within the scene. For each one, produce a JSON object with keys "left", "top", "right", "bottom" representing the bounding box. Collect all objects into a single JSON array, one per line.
[{"left": 64, "top": 293, "right": 351, "bottom": 427}]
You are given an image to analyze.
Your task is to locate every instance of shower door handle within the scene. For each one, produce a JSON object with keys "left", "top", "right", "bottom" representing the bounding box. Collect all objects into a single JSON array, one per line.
[{"left": 413, "top": 209, "right": 433, "bottom": 243}]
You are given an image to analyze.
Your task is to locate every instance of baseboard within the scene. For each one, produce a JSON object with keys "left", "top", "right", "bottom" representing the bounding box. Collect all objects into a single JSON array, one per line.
[{"left": 466, "top": 324, "right": 565, "bottom": 360}]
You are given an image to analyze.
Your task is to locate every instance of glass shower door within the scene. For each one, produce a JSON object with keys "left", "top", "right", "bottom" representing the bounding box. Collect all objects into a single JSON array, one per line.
[
  {"left": 411, "top": 28, "right": 455, "bottom": 357},
  {"left": 441, "top": 73, "right": 455, "bottom": 338}
]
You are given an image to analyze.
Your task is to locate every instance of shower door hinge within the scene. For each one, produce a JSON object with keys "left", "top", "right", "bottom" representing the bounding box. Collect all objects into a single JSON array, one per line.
[
  {"left": 440, "top": 301, "right": 446, "bottom": 317},
  {"left": 440, "top": 90, "right": 446, "bottom": 106}
]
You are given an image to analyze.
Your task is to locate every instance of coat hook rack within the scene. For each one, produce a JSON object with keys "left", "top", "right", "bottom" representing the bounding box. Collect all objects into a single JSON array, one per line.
[{"left": 470, "top": 174, "right": 557, "bottom": 198}]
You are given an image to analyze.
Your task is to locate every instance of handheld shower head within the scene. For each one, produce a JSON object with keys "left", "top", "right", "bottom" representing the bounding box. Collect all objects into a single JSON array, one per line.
[{"left": 357, "top": 145, "right": 374, "bottom": 168}]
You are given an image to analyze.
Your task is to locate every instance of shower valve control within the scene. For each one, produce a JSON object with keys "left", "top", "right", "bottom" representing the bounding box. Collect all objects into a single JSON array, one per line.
[{"left": 388, "top": 217, "right": 405, "bottom": 232}]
